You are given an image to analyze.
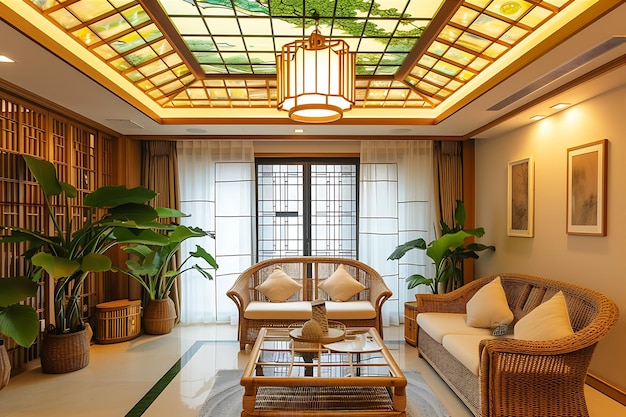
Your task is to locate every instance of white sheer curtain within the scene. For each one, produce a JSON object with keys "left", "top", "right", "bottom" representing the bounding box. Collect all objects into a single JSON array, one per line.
[
  {"left": 177, "top": 141, "right": 255, "bottom": 323},
  {"left": 359, "top": 141, "right": 436, "bottom": 325}
]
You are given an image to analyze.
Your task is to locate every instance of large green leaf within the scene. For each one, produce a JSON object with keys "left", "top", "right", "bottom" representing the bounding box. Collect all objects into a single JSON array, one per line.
[
  {"left": 31, "top": 252, "right": 80, "bottom": 278},
  {"left": 387, "top": 238, "right": 427, "bottom": 260},
  {"left": 426, "top": 230, "right": 471, "bottom": 265},
  {"left": 454, "top": 200, "right": 466, "bottom": 228},
  {"left": 111, "top": 228, "right": 170, "bottom": 245},
  {"left": 169, "top": 225, "right": 207, "bottom": 243},
  {"left": 406, "top": 274, "right": 432, "bottom": 290},
  {"left": 23, "top": 155, "right": 62, "bottom": 196},
  {"left": 84, "top": 186, "right": 157, "bottom": 208},
  {"left": 80, "top": 253, "right": 112, "bottom": 272},
  {"left": 107, "top": 203, "right": 158, "bottom": 222},
  {"left": 190, "top": 245, "right": 219, "bottom": 269},
  {"left": 0, "top": 304, "right": 39, "bottom": 347},
  {"left": 122, "top": 244, "right": 153, "bottom": 259},
  {"left": 155, "top": 207, "right": 189, "bottom": 218},
  {"left": 0, "top": 277, "right": 39, "bottom": 307},
  {"left": 192, "top": 264, "right": 214, "bottom": 280},
  {"left": 60, "top": 181, "right": 77, "bottom": 199}
]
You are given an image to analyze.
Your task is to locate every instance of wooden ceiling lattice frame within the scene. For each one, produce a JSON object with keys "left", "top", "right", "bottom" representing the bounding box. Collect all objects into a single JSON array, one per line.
[{"left": 23, "top": 0, "right": 580, "bottom": 111}]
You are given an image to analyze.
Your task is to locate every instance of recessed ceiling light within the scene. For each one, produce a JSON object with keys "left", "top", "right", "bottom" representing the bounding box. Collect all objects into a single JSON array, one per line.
[
  {"left": 550, "top": 103, "right": 571, "bottom": 110},
  {"left": 530, "top": 115, "right": 546, "bottom": 121},
  {"left": 294, "top": 129, "right": 304, "bottom": 133},
  {"left": 0, "top": 55, "right": 15, "bottom": 63}
]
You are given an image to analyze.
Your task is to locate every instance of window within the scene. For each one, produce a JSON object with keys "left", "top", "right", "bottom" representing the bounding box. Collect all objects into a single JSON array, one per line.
[{"left": 256, "top": 158, "right": 359, "bottom": 261}]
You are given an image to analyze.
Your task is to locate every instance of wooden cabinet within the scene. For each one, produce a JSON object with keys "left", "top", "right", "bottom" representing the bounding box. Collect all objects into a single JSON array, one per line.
[{"left": 404, "top": 301, "right": 418, "bottom": 346}]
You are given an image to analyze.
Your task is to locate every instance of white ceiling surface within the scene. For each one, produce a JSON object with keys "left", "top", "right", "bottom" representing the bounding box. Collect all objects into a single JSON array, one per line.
[{"left": 0, "top": 4, "right": 624, "bottom": 139}]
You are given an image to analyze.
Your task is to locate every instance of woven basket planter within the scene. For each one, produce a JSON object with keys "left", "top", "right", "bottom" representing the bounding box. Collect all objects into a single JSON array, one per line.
[
  {"left": 143, "top": 298, "right": 176, "bottom": 335},
  {"left": 40, "top": 328, "right": 90, "bottom": 374},
  {"left": 0, "top": 340, "right": 10, "bottom": 390}
]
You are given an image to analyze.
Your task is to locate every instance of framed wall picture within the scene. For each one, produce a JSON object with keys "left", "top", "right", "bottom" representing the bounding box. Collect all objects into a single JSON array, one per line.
[
  {"left": 567, "top": 139, "right": 608, "bottom": 236},
  {"left": 507, "top": 157, "right": 534, "bottom": 237}
]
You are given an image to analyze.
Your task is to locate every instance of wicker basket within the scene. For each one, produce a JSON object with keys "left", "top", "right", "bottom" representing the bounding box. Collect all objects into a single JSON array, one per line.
[
  {"left": 0, "top": 340, "right": 10, "bottom": 390},
  {"left": 40, "top": 328, "right": 90, "bottom": 374},
  {"left": 143, "top": 298, "right": 176, "bottom": 335},
  {"left": 95, "top": 299, "right": 142, "bottom": 344}
]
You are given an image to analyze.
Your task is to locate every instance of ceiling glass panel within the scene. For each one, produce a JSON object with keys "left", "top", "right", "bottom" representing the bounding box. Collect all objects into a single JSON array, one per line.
[
  {"left": 157, "top": 0, "right": 438, "bottom": 77},
  {"left": 24, "top": 0, "right": 580, "bottom": 110}
]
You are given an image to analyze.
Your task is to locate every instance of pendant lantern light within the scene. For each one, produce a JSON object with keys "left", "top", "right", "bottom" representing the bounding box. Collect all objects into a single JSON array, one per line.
[{"left": 276, "top": 15, "right": 356, "bottom": 123}]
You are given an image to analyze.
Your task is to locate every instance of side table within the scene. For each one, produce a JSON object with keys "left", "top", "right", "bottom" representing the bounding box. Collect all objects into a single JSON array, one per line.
[{"left": 404, "top": 301, "right": 418, "bottom": 346}]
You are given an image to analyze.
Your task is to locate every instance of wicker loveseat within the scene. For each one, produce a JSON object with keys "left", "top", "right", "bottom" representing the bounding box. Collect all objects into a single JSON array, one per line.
[
  {"left": 415, "top": 273, "right": 619, "bottom": 417},
  {"left": 227, "top": 257, "right": 392, "bottom": 350}
]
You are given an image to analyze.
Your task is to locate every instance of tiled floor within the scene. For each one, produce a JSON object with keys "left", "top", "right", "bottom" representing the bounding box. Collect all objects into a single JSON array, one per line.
[{"left": 0, "top": 324, "right": 624, "bottom": 417}]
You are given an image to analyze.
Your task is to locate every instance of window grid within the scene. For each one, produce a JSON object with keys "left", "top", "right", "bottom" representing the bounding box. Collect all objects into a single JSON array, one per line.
[{"left": 256, "top": 159, "right": 358, "bottom": 262}]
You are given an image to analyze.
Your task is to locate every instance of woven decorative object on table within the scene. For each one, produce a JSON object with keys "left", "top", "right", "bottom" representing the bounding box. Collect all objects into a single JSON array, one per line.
[{"left": 311, "top": 299, "right": 328, "bottom": 335}]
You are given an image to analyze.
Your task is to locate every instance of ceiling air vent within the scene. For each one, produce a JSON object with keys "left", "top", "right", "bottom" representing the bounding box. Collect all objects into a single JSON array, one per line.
[
  {"left": 488, "top": 36, "right": 626, "bottom": 111},
  {"left": 105, "top": 119, "right": 144, "bottom": 129}
]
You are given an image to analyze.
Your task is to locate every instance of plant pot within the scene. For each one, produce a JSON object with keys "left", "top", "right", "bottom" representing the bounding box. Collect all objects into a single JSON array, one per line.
[
  {"left": 143, "top": 298, "right": 177, "bottom": 335},
  {"left": 40, "top": 328, "right": 90, "bottom": 374},
  {"left": 0, "top": 340, "right": 10, "bottom": 390}
]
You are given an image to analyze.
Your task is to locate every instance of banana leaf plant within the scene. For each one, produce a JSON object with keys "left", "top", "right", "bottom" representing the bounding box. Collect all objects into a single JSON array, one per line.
[
  {"left": 388, "top": 200, "right": 495, "bottom": 294},
  {"left": 114, "top": 226, "right": 218, "bottom": 301},
  {"left": 0, "top": 276, "right": 39, "bottom": 347},
  {"left": 0, "top": 155, "right": 180, "bottom": 335}
]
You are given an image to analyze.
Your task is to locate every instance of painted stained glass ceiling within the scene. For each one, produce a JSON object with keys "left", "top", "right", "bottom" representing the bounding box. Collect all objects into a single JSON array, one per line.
[{"left": 14, "top": 0, "right": 605, "bottom": 120}]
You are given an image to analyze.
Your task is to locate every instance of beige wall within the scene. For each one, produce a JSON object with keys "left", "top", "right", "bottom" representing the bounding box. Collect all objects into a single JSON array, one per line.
[{"left": 474, "top": 82, "right": 626, "bottom": 389}]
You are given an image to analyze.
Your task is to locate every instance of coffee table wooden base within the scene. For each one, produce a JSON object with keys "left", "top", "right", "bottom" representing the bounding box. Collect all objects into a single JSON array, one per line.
[{"left": 242, "top": 385, "right": 406, "bottom": 416}]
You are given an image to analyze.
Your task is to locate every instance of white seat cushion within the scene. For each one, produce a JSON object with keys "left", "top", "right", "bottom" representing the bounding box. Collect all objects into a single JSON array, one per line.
[
  {"left": 244, "top": 301, "right": 311, "bottom": 320},
  {"left": 417, "top": 312, "right": 494, "bottom": 343},
  {"left": 442, "top": 333, "right": 513, "bottom": 376},
  {"left": 325, "top": 301, "right": 376, "bottom": 320}
]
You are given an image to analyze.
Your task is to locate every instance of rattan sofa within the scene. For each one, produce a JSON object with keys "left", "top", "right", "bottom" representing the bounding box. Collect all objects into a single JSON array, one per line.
[
  {"left": 227, "top": 257, "right": 392, "bottom": 349},
  {"left": 415, "top": 273, "right": 619, "bottom": 417}
]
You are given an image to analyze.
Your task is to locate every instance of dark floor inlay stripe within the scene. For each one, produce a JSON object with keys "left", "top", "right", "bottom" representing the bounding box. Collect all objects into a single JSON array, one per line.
[{"left": 125, "top": 340, "right": 237, "bottom": 417}]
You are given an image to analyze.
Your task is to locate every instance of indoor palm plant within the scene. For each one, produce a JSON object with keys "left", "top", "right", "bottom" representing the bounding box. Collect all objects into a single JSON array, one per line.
[
  {"left": 0, "top": 155, "right": 176, "bottom": 372},
  {"left": 115, "top": 226, "right": 218, "bottom": 334},
  {"left": 388, "top": 200, "right": 495, "bottom": 294}
]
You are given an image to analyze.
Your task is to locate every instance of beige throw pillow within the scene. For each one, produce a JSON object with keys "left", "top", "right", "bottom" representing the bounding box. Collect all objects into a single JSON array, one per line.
[
  {"left": 514, "top": 291, "right": 574, "bottom": 341},
  {"left": 255, "top": 266, "right": 302, "bottom": 302},
  {"left": 466, "top": 276, "right": 514, "bottom": 328},
  {"left": 318, "top": 264, "right": 366, "bottom": 302}
]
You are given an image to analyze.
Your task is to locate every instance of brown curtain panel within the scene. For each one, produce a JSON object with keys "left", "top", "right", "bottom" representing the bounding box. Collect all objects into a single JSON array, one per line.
[
  {"left": 433, "top": 141, "right": 463, "bottom": 291},
  {"left": 141, "top": 141, "right": 182, "bottom": 322},
  {"left": 434, "top": 141, "right": 463, "bottom": 229}
]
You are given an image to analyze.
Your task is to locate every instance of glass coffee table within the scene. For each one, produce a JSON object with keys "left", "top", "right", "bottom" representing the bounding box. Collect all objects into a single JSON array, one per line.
[{"left": 240, "top": 326, "right": 407, "bottom": 416}]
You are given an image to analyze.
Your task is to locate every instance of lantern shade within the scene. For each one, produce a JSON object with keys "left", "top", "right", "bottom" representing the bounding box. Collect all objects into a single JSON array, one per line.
[{"left": 277, "top": 31, "right": 355, "bottom": 123}]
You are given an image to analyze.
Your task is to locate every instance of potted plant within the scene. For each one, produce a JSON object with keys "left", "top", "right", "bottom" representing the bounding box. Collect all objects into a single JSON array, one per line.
[
  {"left": 388, "top": 200, "right": 495, "bottom": 294},
  {"left": 0, "top": 275, "right": 40, "bottom": 389},
  {"left": 115, "top": 226, "right": 218, "bottom": 334},
  {"left": 0, "top": 155, "right": 175, "bottom": 373}
]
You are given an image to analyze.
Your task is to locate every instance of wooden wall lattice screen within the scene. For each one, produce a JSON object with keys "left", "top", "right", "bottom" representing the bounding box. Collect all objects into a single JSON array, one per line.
[{"left": 0, "top": 91, "right": 115, "bottom": 374}]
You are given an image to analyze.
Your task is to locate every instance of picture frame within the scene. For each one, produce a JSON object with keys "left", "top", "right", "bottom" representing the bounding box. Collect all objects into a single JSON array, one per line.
[
  {"left": 507, "top": 157, "right": 534, "bottom": 237},
  {"left": 567, "top": 139, "right": 608, "bottom": 236}
]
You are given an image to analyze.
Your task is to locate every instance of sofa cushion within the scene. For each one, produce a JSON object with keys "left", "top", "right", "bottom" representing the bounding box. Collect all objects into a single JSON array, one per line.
[
  {"left": 466, "top": 276, "right": 514, "bottom": 328},
  {"left": 244, "top": 301, "right": 311, "bottom": 320},
  {"left": 417, "top": 312, "right": 494, "bottom": 344},
  {"left": 442, "top": 333, "right": 513, "bottom": 376},
  {"left": 255, "top": 266, "right": 302, "bottom": 302},
  {"left": 318, "top": 264, "right": 366, "bottom": 301},
  {"left": 326, "top": 301, "right": 376, "bottom": 320},
  {"left": 514, "top": 291, "right": 574, "bottom": 341}
]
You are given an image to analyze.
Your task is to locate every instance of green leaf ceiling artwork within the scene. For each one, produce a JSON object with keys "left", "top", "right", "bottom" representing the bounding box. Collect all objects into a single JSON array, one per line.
[{"left": 19, "top": 0, "right": 595, "bottom": 112}]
